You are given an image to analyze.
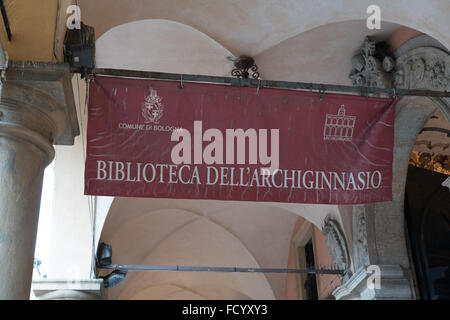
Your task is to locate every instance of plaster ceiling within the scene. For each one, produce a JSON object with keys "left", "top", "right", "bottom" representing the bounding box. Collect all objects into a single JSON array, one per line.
[
  {"left": 0, "top": 0, "right": 59, "bottom": 62},
  {"left": 0, "top": 1, "right": 448, "bottom": 65},
  {"left": 100, "top": 197, "right": 329, "bottom": 299},
  {"left": 79, "top": 0, "right": 450, "bottom": 56},
  {"left": 96, "top": 19, "right": 399, "bottom": 84}
]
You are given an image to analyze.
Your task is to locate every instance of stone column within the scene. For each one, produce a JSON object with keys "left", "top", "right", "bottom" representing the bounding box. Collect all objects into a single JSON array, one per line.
[{"left": 0, "top": 61, "right": 78, "bottom": 299}]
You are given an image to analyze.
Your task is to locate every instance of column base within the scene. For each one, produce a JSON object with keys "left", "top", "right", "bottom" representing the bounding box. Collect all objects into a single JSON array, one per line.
[
  {"left": 332, "top": 265, "right": 414, "bottom": 300},
  {"left": 31, "top": 279, "right": 103, "bottom": 300}
]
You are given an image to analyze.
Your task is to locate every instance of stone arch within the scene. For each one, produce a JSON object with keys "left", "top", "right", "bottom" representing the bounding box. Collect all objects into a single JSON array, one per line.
[
  {"left": 369, "top": 36, "right": 449, "bottom": 264},
  {"left": 96, "top": 197, "right": 345, "bottom": 250},
  {"left": 101, "top": 206, "right": 276, "bottom": 300},
  {"left": 335, "top": 35, "right": 449, "bottom": 299}
]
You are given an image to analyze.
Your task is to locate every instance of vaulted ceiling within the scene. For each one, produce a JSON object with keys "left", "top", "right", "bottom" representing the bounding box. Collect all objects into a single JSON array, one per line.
[
  {"left": 1, "top": 1, "right": 448, "bottom": 64},
  {"left": 79, "top": 0, "right": 450, "bottom": 55}
]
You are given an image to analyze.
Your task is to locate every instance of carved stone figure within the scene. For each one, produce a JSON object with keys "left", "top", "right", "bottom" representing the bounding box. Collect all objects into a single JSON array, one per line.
[
  {"left": 349, "top": 37, "right": 393, "bottom": 88},
  {"left": 322, "top": 217, "right": 350, "bottom": 272}
]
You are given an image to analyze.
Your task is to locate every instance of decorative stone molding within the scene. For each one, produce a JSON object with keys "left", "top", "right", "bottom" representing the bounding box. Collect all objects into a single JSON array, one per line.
[
  {"left": 394, "top": 47, "right": 450, "bottom": 91},
  {"left": 350, "top": 36, "right": 450, "bottom": 96},
  {"left": 333, "top": 265, "right": 413, "bottom": 300},
  {"left": 322, "top": 216, "right": 351, "bottom": 277},
  {"left": 349, "top": 37, "right": 393, "bottom": 88},
  {"left": 393, "top": 34, "right": 448, "bottom": 59},
  {"left": 352, "top": 205, "right": 370, "bottom": 271},
  {"left": 332, "top": 266, "right": 373, "bottom": 300},
  {"left": 3, "top": 61, "right": 80, "bottom": 145},
  {"left": 392, "top": 36, "right": 450, "bottom": 123}
]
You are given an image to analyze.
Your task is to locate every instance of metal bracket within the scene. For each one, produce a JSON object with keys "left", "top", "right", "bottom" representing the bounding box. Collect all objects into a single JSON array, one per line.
[{"left": 230, "top": 55, "right": 260, "bottom": 79}]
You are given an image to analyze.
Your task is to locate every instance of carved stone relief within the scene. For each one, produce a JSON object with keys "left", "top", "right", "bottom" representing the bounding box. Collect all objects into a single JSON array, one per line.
[
  {"left": 352, "top": 205, "right": 370, "bottom": 271},
  {"left": 322, "top": 216, "right": 351, "bottom": 275},
  {"left": 394, "top": 47, "right": 450, "bottom": 91},
  {"left": 350, "top": 37, "right": 450, "bottom": 94},
  {"left": 349, "top": 37, "right": 393, "bottom": 88}
]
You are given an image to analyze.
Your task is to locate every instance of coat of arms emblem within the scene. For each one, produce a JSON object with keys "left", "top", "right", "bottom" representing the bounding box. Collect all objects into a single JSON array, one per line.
[{"left": 142, "top": 87, "right": 164, "bottom": 124}]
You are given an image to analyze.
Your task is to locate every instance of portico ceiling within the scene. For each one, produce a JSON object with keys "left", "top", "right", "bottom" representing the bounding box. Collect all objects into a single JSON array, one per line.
[
  {"left": 79, "top": 0, "right": 450, "bottom": 56},
  {"left": 0, "top": 1, "right": 447, "bottom": 67},
  {"left": 98, "top": 197, "right": 342, "bottom": 299},
  {"left": 100, "top": 198, "right": 299, "bottom": 299},
  {"left": 96, "top": 19, "right": 400, "bottom": 83}
]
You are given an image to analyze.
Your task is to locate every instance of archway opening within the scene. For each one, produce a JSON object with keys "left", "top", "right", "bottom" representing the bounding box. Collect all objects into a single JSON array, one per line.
[{"left": 404, "top": 107, "right": 450, "bottom": 299}]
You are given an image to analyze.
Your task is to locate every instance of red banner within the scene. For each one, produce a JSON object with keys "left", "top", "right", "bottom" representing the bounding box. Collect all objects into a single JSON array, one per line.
[{"left": 85, "top": 76, "right": 397, "bottom": 204}]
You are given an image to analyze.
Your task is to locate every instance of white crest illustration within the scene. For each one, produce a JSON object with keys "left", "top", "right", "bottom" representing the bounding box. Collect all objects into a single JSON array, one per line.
[
  {"left": 323, "top": 105, "right": 356, "bottom": 142},
  {"left": 142, "top": 87, "right": 164, "bottom": 124}
]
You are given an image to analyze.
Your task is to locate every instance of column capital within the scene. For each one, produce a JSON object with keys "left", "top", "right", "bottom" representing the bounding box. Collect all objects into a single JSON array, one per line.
[{"left": 2, "top": 61, "right": 79, "bottom": 147}]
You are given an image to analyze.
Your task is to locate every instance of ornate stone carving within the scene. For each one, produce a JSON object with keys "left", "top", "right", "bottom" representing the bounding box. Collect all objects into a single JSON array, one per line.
[
  {"left": 322, "top": 216, "right": 350, "bottom": 273},
  {"left": 394, "top": 47, "right": 450, "bottom": 91},
  {"left": 352, "top": 205, "right": 370, "bottom": 270},
  {"left": 349, "top": 37, "right": 450, "bottom": 94},
  {"left": 409, "top": 151, "right": 450, "bottom": 175},
  {"left": 349, "top": 37, "right": 393, "bottom": 88}
]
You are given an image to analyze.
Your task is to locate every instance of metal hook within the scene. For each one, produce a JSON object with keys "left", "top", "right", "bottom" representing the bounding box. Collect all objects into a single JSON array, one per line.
[
  {"left": 361, "top": 86, "right": 369, "bottom": 99},
  {"left": 391, "top": 87, "right": 398, "bottom": 99},
  {"left": 319, "top": 85, "right": 326, "bottom": 101},
  {"left": 308, "top": 83, "right": 314, "bottom": 104},
  {"left": 256, "top": 79, "right": 262, "bottom": 95}
]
